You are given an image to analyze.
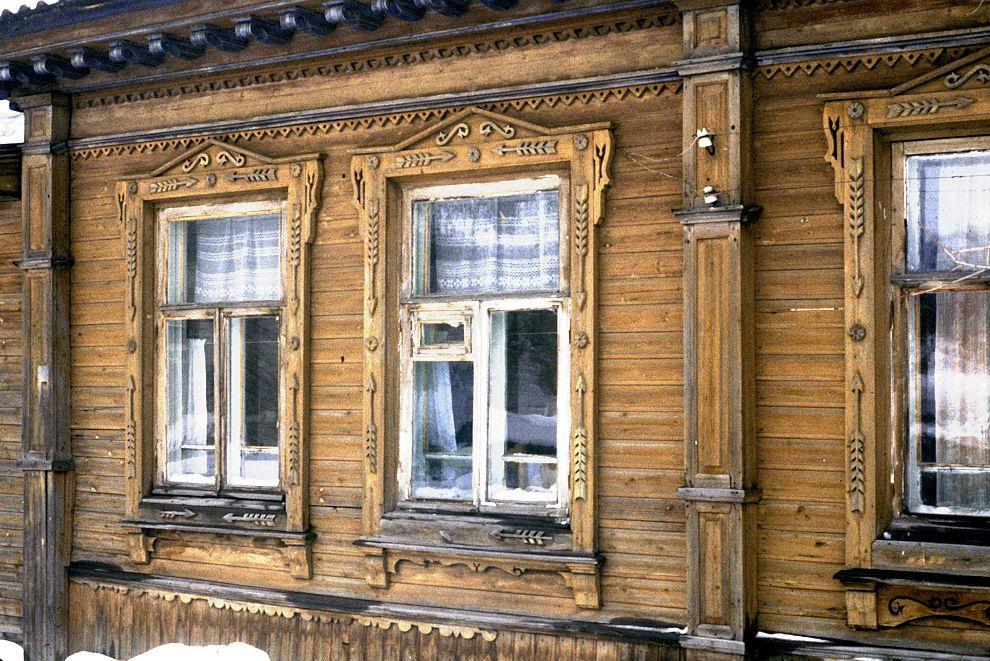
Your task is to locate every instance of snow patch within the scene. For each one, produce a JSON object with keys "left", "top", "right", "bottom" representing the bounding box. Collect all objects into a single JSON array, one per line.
[
  {"left": 0, "top": 639, "right": 23, "bottom": 661},
  {"left": 65, "top": 642, "right": 271, "bottom": 661},
  {"left": 0, "top": 102, "right": 22, "bottom": 145}
]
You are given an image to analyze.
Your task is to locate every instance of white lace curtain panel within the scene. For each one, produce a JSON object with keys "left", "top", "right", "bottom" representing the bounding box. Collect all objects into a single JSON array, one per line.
[
  {"left": 178, "top": 213, "right": 281, "bottom": 303},
  {"left": 424, "top": 191, "right": 559, "bottom": 295}
]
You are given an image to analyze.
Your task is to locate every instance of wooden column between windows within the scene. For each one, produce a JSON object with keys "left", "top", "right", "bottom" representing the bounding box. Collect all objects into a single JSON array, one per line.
[
  {"left": 674, "top": 3, "right": 759, "bottom": 659},
  {"left": 13, "top": 93, "right": 73, "bottom": 661}
]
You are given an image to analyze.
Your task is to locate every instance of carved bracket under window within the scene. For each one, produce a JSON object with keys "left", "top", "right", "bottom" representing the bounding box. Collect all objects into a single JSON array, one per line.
[
  {"left": 350, "top": 107, "right": 612, "bottom": 609},
  {"left": 836, "top": 568, "right": 990, "bottom": 630},
  {"left": 823, "top": 47, "right": 990, "bottom": 628},
  {"left": 123, "top": 526, "right": 314, "bottom": 579},
  {"left": 116, "top": 140, "right": 323, "bottom": 566},
  {"left": 358, "top": 540, "right": 601, "bottom": 609}
]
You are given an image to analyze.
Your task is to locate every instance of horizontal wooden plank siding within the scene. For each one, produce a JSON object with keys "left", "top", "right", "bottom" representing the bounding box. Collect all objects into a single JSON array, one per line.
[
  {"left": 68, "top": 580, "right": 683, "bottom": 661},
  {"left": 0, "top": 197, "right": 21, "bottom": 642},
  {"left": 66, "top": 84, "right": 687, "bottom": 631}
]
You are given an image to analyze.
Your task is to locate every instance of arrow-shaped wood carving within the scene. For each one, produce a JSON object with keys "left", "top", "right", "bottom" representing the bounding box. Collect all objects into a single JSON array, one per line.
[
  {"left": 886, "top": 96, "right": 974, "bottom": 118},
  {"left": 222, "top": 512, "right": 276, "bottom": 526},
  {"left": 849, "top": 370, "right": 865, "bottom": 513},
  {"left": 160, "top": 509, "right": 196, "bottom": 520}
]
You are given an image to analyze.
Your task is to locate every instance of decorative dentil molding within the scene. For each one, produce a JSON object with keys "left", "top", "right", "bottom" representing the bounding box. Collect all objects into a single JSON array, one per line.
[
  {"left": 72, "top": 578, "right": 497, "bottom": 640},
  {"left": 70, "top": 83, "right": 680, "bottom": 161},
  {"left": 71, "top": 9, "right": 680, "bottom": 111},
  {"left": 757, "top": 46, "right": 979, "bottom": 80}
]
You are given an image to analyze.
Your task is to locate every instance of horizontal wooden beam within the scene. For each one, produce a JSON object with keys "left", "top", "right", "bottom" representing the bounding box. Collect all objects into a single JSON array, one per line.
[
  {"left": 66, "top": 67, "right": 678, "bottom": 151},
  {"left": 69, "top": 561, "right": 683, "bottom": 645}
]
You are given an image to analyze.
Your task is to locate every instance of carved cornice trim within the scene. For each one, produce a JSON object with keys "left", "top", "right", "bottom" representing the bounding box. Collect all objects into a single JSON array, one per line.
[
  {"left": 757, "top": 46, "right": 981, "bottom": 79},
  {"left": 70, "top": 82, "right": 680, "bottom": 161},
  {"left": 71, "top": 578, "right": 498, "bottom": 640},
  {"left": 70, "top": 8, "right": 680, "bottom": 111}
]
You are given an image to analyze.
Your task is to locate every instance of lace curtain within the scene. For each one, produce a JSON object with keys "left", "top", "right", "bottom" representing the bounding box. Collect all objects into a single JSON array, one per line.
[
  {"left": 416, "top": 190, "right": 559, "bottom": 296},
  {"left": 169, "top": 212, "right": 281, "bottom": 304}
]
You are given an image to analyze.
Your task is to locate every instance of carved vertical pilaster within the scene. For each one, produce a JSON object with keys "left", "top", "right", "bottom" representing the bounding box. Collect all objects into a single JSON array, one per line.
[
  {"left": 13, "top": 92, "right": 73, "bottom": 661},
  {"left": 675, "top": 3, "right": 759, "bottom": 659}
]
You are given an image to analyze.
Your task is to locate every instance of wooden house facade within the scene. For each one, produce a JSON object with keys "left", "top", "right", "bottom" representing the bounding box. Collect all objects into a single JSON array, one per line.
[{"left": 1, "top": 0, "right": 990, "bottom": 659}]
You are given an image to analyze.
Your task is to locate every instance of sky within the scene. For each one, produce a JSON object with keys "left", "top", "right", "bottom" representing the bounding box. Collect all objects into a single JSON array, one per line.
[{"left": 0, "top": 1, "right": 52, "bottom": 143}]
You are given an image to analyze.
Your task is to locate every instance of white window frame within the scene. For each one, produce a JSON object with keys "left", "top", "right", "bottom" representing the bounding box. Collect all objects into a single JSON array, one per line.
[
  {"left": 154, "top": 198, "right": 287, "bottom": 494},
  {"left": 397, "top": 176, "right": 571, "bottom": 515}
]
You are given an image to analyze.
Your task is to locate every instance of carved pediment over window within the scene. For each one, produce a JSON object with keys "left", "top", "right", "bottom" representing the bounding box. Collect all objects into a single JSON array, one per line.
[
  {"left": 150, "top": 139, "right": 278, "bottom": 177},
  {"left": 356, "top": 107, "right": 611, "bottom": 178}
]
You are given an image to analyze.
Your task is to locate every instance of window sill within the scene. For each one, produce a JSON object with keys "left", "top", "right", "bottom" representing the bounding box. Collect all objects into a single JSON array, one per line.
[
  {"left": 120, "top": 495, "right": 314, "bottom": 579},
  {"left": 356, "top": 512, "right": 601, "bottom": 609},
  {"left": 835, "top": 566, "right": 990, "bottom": 630}
]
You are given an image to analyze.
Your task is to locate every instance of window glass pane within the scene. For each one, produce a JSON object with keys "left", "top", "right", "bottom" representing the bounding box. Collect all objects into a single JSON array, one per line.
[
  {"left": 411, "top": 361, "right": 474, "bottom": 500},
  {"left": 226, "top": 316, "right": 280, "bottom": 488},
  {"left": 165, "top": 318, "right": 215, "bottom": 484},
  {"left": 412, "top": 189, "right": 559, "bottom": 296},
  {"left": 488, "top": 309, "right": 559, "bottom": 503},
  {"left": 908, "top": 291, "right": 990, "bottom": 516},
  {"left": 906, "top": 150, "right": 990, "bottom": 272},
  {"left": 421, "top": 321, "right": 465, "bottom": 347},
  {"left": 167, "top": 207, "right": 281, "bottom": 304}
]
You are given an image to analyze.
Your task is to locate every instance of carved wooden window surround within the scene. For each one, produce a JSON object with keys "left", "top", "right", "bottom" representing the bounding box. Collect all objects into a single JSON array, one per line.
[
  {"left": 116, "top": 140, "right": 322, "bottom": 578},
  {"left": 350, "top": 108, "right": 612, "bottom": 609},
  {"left": 824, "top": 47, "right": 990, "bottom": 630}
]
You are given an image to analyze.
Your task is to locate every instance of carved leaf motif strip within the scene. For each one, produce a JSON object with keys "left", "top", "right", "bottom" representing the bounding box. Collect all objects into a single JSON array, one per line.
[
  {"left": 126, "top": 218, "right": 138, "bottom": 322},
  {"left": 886, "top": 96, "right": 974, "bottom": 118},
  {"left": 847, "top": 158, "right": 865, "bottom": 298},
  {"left": 849, "top": 370, "right": 865, "bottom": 513},
  {"left": 572, "top": 374, "right": 588, "bottom": 501},
  {"left": 365, "top": 200, "right": 380, "bottom": 317},
  {"left": 492, "top": 140, "right": 557, "bottom": 157},
  {"left": 151, "top": 177, "right": 197, "bottom": 193},
  {"left": 395, "top": 151, "right": 455, "bottom": 168},
  {"left": 288, "top": 374, "right": 300, "bottom": 486},
  {"left": 225, "top": 167, "right": 278, "bottom": 182},
  {"left": 365, "top": 374, "right": 378, "bottom": 474},
  {"left": 574, "top": 183, "right": 589, "bottom": 311},
  {"left": 289, "top": 204, "right": 302, "bottom": 314},
  {"left": 125, "top": 375, "right": 136, "bottom": 480}
]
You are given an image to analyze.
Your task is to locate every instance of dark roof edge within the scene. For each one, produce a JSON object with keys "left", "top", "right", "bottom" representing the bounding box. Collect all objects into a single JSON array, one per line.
[{"left": 0, "top": 0, "right": 186, "bottom": 41}]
